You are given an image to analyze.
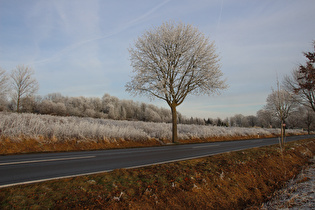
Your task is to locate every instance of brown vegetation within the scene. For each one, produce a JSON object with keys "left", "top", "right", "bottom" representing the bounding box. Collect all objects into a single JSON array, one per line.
[
  {"left": 0, "top": 133, "right": 288, "bottom": 155},
  {"left": 178, "top": 134, "right": 279, "bottom": 144},
  {"left": 1, "top": 138, "right": 314, "bottom": 209},
  {"left": 0, "top": 136, "right": 161, "bottom": 155}
]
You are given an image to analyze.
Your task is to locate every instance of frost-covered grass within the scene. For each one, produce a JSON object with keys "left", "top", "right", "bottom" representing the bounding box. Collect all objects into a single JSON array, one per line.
[{"left": 0, "top": 112, "right": 306, "bottom": 143}]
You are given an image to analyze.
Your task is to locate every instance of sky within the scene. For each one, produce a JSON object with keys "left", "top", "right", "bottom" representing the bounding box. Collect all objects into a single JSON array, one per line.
[{"left": 0, "top": 0, "right": 314, "bottom": 119}]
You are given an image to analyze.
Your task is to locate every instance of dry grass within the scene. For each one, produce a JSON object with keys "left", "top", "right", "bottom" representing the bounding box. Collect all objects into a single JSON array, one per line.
[
  {"left": 0, "top": 134, "right": 285, "bottom": 155},
  {"left": 1, "top": 138, "right": 314, "bottom": 209},
  {"left": 0, "top": 136, "right": 161, "bottom": 155}
]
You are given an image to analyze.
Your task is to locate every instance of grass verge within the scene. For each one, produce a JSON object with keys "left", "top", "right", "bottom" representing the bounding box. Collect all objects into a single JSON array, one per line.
[
  {"left": 0, "top": 136, "right": 162, "bottom": 155},
  {"left": 0, "top": 138, "right": 314, "bottom": 209},
  {"left": 0, "top": 134, "right": 289, "bottom": 155}
]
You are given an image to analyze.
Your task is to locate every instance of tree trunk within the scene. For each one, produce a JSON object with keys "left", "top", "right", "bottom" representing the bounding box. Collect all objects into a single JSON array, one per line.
[
  {"left": 283, "top": 121, "right": 286, "bottom": 139},
  {"left": 170, "top": 104, "right": 178, "bottom": 143},
  {"left": 280, "top": 120, "right": 285, "bottom": 148},
  {"left": 307, "top": 112, "right": 311, "bottom": 134},
  {"left": 16, "top": 96, "right": 20, "bottom": 113}
]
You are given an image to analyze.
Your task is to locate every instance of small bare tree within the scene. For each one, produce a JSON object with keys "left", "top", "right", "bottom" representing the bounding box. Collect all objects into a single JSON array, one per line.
[
  {"left": 265, "top": 81, "right": 297, "bottom": 147},
  {"left": 0, "top": 67, "right": 9, "bottom": 98},
  {"left": 10, "top": 65, "right": 39, "bottom": 113},
  {"left": 303, "top": 107, "right": 314, "bottom": 134},
  {"left": 256, "top": 109, "right": 273, "bottom": 128},
  {"left": 0, "top": 67, "right": 9, "bottom": 110},
  {"left": 126, "top": 21, "right": 227, "bottom": 143}
]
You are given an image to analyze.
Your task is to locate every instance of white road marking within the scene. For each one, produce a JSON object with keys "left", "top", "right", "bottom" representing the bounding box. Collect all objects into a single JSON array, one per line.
[
  {"left": 0, "top": 155, "right": 96, "bottom": 166},
  {"left": 192, "top": 144, "right": 220, "bottom": 149}
]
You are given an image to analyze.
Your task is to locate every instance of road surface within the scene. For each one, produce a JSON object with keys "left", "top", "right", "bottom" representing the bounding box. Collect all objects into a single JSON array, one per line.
[{"left": 0, "top": 135, "right": 314, "bottom": 188}]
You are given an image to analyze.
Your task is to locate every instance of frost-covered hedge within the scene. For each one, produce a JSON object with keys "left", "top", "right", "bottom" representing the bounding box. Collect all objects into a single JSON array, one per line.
[{"left": 0, "top": 112, "right": 306, "bottom": 142}]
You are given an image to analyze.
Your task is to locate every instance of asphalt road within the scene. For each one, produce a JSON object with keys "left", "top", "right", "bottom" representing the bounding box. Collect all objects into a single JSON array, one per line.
[{"left": 0, "top": 135, "right": 314, "bottom": 188}]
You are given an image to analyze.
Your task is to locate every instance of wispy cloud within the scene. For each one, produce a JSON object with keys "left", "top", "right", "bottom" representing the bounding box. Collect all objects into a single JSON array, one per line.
[
  {"left": 25, "top": 0, "right": 100, "bottom": 66},
  {"left": 123, "top": 0, "right": 171, "bottom": 27},
  {"left": 29, "top": 0, "right": 171, "bottom": 66}
]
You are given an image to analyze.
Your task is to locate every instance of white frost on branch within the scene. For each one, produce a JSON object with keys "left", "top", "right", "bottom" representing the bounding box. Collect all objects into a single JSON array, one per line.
[{"left": 126, "top": 21, "right": 227, "bottom": 106}]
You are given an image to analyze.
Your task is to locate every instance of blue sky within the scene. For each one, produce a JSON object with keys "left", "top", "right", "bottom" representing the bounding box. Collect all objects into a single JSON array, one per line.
[{"left": 0, "top": 0, "right": 314, "bottom": 118}]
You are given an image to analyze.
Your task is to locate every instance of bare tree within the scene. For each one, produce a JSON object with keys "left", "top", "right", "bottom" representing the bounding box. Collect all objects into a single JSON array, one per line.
[
  {"left": 256, "top": 109, "right": 273, "bottom": 128},
  {"left": 303, "top": 107, "right": 315, "bottom": 134},
  {"left": 284, "top": 69, "right": 315, "bottom": 112},
  {"left": 265, "top": 81, "right": 297, "bottom": 147},
  {"left": 287, "top": 106, "right": 314, "bottom": 134},
  {"left": 0, "top": 67, "right": 9, "bottom": 98},
  {"left": 0, "top": 68, "right": 9, "bottom": 110},
  {"left": 126, "top": 21, "right": 227, "bottom": 143},
  {"left": 284, "top": 41, "right": 315, "bottom": 112},
  {"left": 246, "top": 115, "right": 257, "bottom": 127},
  {"left": 10, "top": 65, "right": 39, "bottom": 113}
]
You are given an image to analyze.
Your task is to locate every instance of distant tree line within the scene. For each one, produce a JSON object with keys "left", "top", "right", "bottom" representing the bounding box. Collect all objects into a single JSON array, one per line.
[
  {"left": 207, "top": 105, "right": 313, "bottom": 131},
  {"left": 0, "top": 91, "right": 175, "bottom": 122}
]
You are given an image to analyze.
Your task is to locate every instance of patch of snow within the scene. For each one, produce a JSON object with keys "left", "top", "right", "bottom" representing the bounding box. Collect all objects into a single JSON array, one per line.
[{"left": 261, "top": 157, "right": 315, "bottom": 209}]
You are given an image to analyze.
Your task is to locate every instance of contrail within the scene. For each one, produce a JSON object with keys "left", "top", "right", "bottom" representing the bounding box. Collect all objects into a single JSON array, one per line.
[
  {"left": 125, "top": 0, "right": 171, "bottom": 27},
  {"left": 216, "top": 0, "right": 223, "bottom": 33},
  {"left": 29, "top": 0, "right": 171, "bottom": 66}
]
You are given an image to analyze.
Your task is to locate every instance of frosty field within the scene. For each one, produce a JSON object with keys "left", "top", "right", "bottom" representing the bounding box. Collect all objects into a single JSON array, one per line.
[{"left": 0, "top": 112, "right": 306, "bottom": 143}]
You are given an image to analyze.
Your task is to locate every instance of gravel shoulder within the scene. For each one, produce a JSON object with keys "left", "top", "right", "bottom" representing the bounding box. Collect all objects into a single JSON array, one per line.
[{"left": 261, "top": 157, "right": 315, "bottom": 209}]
